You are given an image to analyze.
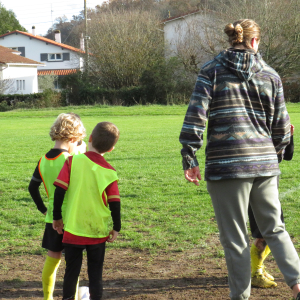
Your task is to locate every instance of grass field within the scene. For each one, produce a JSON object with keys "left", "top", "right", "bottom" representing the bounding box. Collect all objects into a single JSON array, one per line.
[{"left": 1, "top": 104, "right": 300, "bottom": 256}]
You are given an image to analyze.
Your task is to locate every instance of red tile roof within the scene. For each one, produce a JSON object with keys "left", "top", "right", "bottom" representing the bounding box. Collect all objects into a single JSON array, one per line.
[
  {"left": 0, "top": 45, "right": 43, "bottom": 65},
  {"left": 38, "top": 69, "right": 78, "bottom": 76},
  {"left": 0, "top": 30, "right": 83, "bottom": 53}
]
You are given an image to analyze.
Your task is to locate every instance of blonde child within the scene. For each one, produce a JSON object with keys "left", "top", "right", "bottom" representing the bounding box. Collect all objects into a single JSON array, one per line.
[{"left": 28, "top": 113, "right": 86, "bottom": 300}]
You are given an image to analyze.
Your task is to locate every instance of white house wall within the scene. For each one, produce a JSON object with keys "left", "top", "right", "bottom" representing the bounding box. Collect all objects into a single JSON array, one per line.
[
  {"left": 164, "top": 14, "right": 205, "bottom": 54},
  {"left": 163, "top": 12, "right": 216, "bottom": 63},
  {"left": 2, "top": 65, "right": 38, "bottom": 94},
  {"left": 0, "top": 33, "right": 81, "bottom": 70}
]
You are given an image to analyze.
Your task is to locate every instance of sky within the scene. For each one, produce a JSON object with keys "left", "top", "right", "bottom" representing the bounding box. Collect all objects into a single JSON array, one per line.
[{"left": 0, "top": 0, "right": 106, "bottom": 36}]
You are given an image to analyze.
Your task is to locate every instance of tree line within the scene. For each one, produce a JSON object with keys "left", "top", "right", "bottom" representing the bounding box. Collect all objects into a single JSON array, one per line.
[{"left": 2, "top": 0, "right": 300, "bottom": 104}]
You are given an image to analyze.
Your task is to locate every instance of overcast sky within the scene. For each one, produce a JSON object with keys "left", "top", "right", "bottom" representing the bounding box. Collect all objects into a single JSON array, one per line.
[{"left": 1, "top": 0, "right": 105, "bottom": 36}]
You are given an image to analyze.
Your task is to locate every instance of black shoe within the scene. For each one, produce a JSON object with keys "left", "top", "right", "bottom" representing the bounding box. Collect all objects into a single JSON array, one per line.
[{"left": 296, "top": 292, "right": 300, "bottom": 300}]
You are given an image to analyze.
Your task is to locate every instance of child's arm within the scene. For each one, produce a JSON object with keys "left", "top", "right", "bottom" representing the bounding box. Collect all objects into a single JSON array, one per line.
[
  {"left": 106, "top": 181, "right": 121, "bottom": 243},
  {"left": 53, "top": 219, "right": 64, "bottom": 234},
  {"left": 52, "top": 157, "right": 71, "bottom": 233},
  {"left": 283, "top": 135, "right": 294, "bottom": 161},
  {"left": 107, "top": 202, "right": 121, "bottom": 243},
  {"left": 107, "top": 230, "right": 119, "bottom": 242},
  {"left": 283, "top": 125, "right": 294, "bottom": 161},
  {"left": 28, "top": 178, "right": 47, "bottom": 215},
  {"left": 52, "top": 185, "right": 66, "bottom": 234}
]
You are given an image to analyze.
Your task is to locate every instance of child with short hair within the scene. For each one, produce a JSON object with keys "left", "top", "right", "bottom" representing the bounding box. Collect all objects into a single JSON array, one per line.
[
  {"left": 52, "top": 121, "right": 121, "bottom": 300},
  {"left": 28, "top": 113, "right": 86, "bottom": 300}
]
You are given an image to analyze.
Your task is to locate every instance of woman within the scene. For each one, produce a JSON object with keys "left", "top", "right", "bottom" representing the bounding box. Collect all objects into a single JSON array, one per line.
[{"left": 179, "top": 19, "right": 300, "bottom": 300}]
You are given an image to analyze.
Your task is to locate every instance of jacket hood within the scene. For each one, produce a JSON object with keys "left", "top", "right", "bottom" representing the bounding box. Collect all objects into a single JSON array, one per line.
[{"left": 215, "top": 48, "right": 264, "bottom": 81}]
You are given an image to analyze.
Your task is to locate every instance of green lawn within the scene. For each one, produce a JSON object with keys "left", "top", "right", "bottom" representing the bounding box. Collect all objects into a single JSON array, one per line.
[{"left": 0, "top": 104, "right": 300, "bottom": 256}]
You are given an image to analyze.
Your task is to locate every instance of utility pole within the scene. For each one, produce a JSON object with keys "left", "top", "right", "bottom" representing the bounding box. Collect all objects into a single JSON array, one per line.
[
  {"left": 84, "top": 0, "right": 89, "bottom": 73},
  {"left": 51, "top": 4, "right": 54, "bottom": 30}
]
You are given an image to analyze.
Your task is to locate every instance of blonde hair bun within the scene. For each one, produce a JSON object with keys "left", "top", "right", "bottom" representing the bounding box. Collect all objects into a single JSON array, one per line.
[
  {"left": 224, "top": 23, "right": 235, "bottom": 36},
  {"left": 224, "top": 19, "right": 260, "bottom": 48},
  {"left": 234, "top": 24, "right": 243, "bottom": 43}
]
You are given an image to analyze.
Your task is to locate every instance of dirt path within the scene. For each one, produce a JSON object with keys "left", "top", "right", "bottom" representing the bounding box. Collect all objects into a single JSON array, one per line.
[{"left": 0, "top": 243, "right": 292, "bottom": 300}]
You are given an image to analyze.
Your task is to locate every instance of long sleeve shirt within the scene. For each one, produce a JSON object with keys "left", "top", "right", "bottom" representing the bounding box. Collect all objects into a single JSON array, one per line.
[{"left": 179, "top": 48, "right": 290, "bottom": 180}]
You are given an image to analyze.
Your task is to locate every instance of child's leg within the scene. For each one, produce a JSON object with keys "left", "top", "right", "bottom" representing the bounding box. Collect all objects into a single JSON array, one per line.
[
  {"left": 86, "top": 243, "right": 106, "bottom": 300},
  {"left": 249, "top": 203, "right": 285, "bottom": 288},
  {"left": 63, "top": 246, "right": 83, "bottom": 300},
  {"left": 42, "top": 251, "right": 62, "bottom": 300},
  {"left": 42, "top": 223, "right": 64, "bottom": 300},
  {"left": 250, "top": 242, "right": 277, "bottom": 288}
]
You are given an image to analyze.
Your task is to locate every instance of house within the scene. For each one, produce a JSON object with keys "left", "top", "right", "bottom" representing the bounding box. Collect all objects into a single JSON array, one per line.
[
  {"left": 0, "top": 45, "right": 44, "bottom": 94},
  {"left": 161, "top": 9, "right": 223, "bottom": 68},
  {"left": 0, "top": 27, "right": 85, "bottom": 91}
]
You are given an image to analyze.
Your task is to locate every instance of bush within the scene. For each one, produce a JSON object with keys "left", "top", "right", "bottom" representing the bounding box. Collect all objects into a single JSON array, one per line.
[
  {"left": 64, "top": 85, "right": 144, "bottom": 106},
  {"left": 0, "top": 90, "right": 62, "bottom": 111},
  {"left": 38, "top": 89, "right": 62, "bottom": 107},
  {"left": 283, "top": 81, "right": 300, "bottom": 103},
  {"left": 0, "top": 100, "right": 9, "bottom": 112},
  {"left": 61, "top": 58, "right": 195, "bottom": 106},
  {"left": 140, "top": 57, "right": 195, "bottom": 104}
]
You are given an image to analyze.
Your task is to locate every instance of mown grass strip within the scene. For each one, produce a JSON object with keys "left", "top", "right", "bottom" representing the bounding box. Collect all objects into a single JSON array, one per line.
[{"left": 0, "top": 104, "right": 299, "bottom": 255}]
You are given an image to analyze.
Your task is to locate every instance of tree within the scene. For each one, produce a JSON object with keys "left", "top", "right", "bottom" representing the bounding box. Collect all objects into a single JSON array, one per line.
[
  {"left": 0, "top": 78, "right": 16, "bottom": 94},
  {"left": 217, "top": 0, "right": 300, "bottom": 78},
  {"left": 0, "top": 3, "right": 26, "bottom": 34},
  {"left": 171, "top": 10, "right": 226, "bottom": 74},
  {"left": 169, "top": 0, "right": 300, "bottom": 78},
  {"left": 44, "top": 15, "right": 84, "bottom": 48},
  {"left": 96, "top": 0, "right": 158, "bottom": 13},
  {"left": 87, "top": 10, "right": 165, "bottom": 89},
  {"left": 38, "top": 74, "right": 59, "bottom": 91}
]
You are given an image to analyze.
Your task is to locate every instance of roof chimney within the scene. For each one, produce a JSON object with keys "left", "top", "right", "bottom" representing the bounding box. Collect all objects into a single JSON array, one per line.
[
  {"left": 80, "top": 33, "right": 85, "bottom": 51},
  {"left": 32, "top": 26, "right": 36, "bottom": 36},
  {"left": 54, "top": 29, "right": 61, "bottom": 43}
]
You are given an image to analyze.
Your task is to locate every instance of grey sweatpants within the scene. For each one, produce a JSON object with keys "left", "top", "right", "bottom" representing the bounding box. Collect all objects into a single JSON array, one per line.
[{"left": 207, "top": 176, "right": 300, "bottom": 300}]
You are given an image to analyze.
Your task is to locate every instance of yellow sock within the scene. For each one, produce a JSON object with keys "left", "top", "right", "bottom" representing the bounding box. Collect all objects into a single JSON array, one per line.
[
  {"left": 250, "top": 243, "right": 271, "bottom": 276},
  {"left": 262, "top": 245, "right": 271, "bottom": 260},
  {"left": 75, "top": 279, "right": 79, "bottom": 300},
  {"left": 251, "top": 243, "right": 263, "bottom": 276},
  {"left": 42, "top": 256, "right": 61, "bottom": 300}
]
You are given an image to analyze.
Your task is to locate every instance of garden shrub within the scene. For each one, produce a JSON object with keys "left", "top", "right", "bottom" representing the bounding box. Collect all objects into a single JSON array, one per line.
[
  {"left": 283, "top": 81, "right": 300, "bottom": 103},
  {"left": 0, "top": 90, "right": 62, "bottom": 111}
]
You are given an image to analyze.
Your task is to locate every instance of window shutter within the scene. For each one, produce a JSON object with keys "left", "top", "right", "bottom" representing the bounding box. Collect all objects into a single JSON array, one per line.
[
  {"left": 40, "top": 53, "right": 48, "bottom": 61},
  {"left": 18, "top": 47, "right": 25, "bottom": 57},
  {"left": 63, "top": 53, "right": 70, "bottom": 61}
]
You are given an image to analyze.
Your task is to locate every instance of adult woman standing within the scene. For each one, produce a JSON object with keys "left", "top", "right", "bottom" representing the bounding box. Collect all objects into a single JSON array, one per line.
[{"left": 179, "top": 19, "right": 300, "bottom": 300}]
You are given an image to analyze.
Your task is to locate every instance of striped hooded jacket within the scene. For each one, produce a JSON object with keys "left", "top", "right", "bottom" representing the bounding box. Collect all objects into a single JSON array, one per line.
[{"left": 179, "top": 48, "right": 290, "bottom": 180}]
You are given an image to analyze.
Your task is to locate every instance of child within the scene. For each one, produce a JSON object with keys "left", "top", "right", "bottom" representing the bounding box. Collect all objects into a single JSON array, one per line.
[
  {"left": 249, "top": 124, "right": 295, "bottom": 288},
  {"left": 52, "top": 121, "right": 121, "bottom": 300},
  {"left": 28, "top": 113, "right": 86, "bottom": 300}
]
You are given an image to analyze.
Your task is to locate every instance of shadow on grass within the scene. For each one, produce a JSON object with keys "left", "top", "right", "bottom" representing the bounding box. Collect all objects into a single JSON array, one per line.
[{"left": 0, "top": 276, "right": 228, "bottom": 299}]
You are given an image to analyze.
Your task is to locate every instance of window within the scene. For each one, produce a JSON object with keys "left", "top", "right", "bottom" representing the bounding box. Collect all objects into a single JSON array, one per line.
[
  {"left": 9, "top": 47, "right": 25, "bottom": 56},
  {"left": 48, "top": 53, "right": 63, "bottom": 61},
  {"left": 16, "top": 80, "right": 25, "bottom": 91},
  {"left": 54, "top": 78, "right": 61, "bottom": 90},
  {"left": 40, "top": 53, "right": 69, "bottom": 61}
]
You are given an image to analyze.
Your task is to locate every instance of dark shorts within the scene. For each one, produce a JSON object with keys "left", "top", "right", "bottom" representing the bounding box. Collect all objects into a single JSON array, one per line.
[{"left": 42, "top": 223, "right": 64, "bottom": 252}]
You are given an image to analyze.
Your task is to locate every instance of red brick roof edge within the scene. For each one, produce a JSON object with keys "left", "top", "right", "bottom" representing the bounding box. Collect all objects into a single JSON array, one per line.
[{"left": 38, "top": 69, "right": 78, "bottom": 76}]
